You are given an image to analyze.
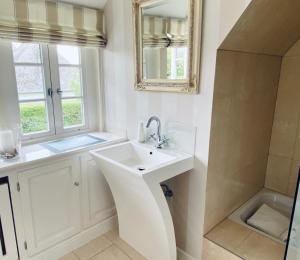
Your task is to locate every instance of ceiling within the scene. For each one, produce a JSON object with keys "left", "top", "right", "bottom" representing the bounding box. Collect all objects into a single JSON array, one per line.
[
  {"left": 143, "top": 0, "right": 188, "bottom": 19},
  {"left": 59, "top": 0, "right": 107, "bottom": 9}
]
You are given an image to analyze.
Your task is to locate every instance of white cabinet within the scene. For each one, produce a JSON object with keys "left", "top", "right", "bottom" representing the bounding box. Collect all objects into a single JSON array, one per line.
[
  {"left": 18, "top": 158, "right": 81, "bottom": 256},
  {"left": 14, "top": 152, "right": 117, "bottom": 259},
  {"left": 0, "top": 182, "right": 18, "bottom": 260},
  {"left": 81, "top": 155, "right": 115, "bottom": 228}
]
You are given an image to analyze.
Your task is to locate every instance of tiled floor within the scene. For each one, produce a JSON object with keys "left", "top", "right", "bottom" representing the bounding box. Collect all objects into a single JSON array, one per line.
[
  {"left": 205, "top": 219, "right": 285, "bottom": 260},
  {"left": 59, "top": 229, "right": 147, "bottom": 260},
  {"left": 60, "top": 230, "right": 242, "bottom": 260},
  {"left": 61, "top": 223, "right": 280, "bottom": 260},
  {"left": 202, "top": 238, "right": 242, "bottom": 260}
]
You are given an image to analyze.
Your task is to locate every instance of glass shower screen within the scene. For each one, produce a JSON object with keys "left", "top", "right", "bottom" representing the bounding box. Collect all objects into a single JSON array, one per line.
[{"left": 285, "top": 167, "right": 300, "bottom": 259}]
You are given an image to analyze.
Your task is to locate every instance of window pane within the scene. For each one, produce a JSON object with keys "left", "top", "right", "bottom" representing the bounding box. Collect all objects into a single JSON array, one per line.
[
  {"left": 59, "top": 67, "right": 82, "bottom": 97},
  {"left": 167, "top": 48, "right": 172, "bottom": 78},
  {"left": 12, "top": 42, "right": 41, "bottom": 63},
  {"left": 62, "top": 99, "right": 84, "bottom": 128},
  {"left": 20, "top": 101, "right": 49, "bottom": 134},
  {"left": 15, "top": 66, "right": 45, "bottom": 100},
  {"left": 57, "top": 45, "right": 80, "bottom": 65},
  {"left": 176, "top": 48, "right": 187, "bottom": 79},
  {"left": 166, "top": 47, "right": 188, "bottom": 80}
]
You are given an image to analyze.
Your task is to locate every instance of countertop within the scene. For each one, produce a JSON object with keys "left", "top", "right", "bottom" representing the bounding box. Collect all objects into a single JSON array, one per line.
[{"left": 0, "top": 132, "right": 126, "bottom": 173}]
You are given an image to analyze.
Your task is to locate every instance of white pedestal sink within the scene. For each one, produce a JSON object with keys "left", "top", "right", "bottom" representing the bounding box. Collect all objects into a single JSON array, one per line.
[{"left": 90, "top": 141, "right": 193, "bottom": 260}]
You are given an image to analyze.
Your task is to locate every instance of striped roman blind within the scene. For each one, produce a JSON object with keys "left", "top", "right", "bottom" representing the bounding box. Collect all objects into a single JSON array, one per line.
[
  {"left": 0, "top": 0, "right": 106, "bottom": 47},
  {"left": 143, "top": 15, "right": 188, "bottom": 48}
]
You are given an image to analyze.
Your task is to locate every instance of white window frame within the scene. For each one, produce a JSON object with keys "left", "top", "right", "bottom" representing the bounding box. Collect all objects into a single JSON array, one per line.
[
  {"left": 11, "top": 43, "right": 91, "bottom": 142},
  {"left": 48, "top": 45, "right": 89, "bottom": 135},
  {"left": 12, "top": 44, "right": 56, "bottom": 141}
]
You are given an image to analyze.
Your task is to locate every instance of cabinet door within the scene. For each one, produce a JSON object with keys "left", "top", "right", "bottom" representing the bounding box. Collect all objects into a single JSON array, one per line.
[
  {"left": 18, "top": 158, "right": 81, "bottom": 256},
  {"left": 0, "top": 183, "right": 18, "bottom": 260},
  {"left": 81, "top": 155, "right": 115, "bottom": 228}
]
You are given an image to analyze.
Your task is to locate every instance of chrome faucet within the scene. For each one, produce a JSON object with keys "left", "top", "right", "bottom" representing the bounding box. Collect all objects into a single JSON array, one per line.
[{"left": 146, "top": 116, "right": 168, "bottom": 149}]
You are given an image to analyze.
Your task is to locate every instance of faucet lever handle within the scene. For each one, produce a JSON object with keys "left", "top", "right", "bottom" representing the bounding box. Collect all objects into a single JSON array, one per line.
[
  {"left": 156, "top": 136, "right": 169, "bottom": 149},
  {"left": 148, "top": 133, "right": 157, "bottom": 141},
  {"left": 162, "top": 136, "right": 169, "bottom": 144}
]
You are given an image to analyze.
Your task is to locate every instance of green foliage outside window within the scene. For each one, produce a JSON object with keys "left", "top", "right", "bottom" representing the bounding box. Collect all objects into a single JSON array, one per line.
[{"left": 20, "top": 100, "right": 82, "bottom": 134}]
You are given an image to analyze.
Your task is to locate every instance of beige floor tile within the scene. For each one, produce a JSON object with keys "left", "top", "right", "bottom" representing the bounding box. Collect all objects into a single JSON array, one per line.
[
  {"left": 113, "top": 238, "right": 147, "bottom": 260},
  {"left": 105, "top": 228, "right": 119, "bottom": 242},
  {"left": 73, "top": 236, "right": 112, "bottom": 260},
  {"left": 235, "top": 232, "right": 285, "bottom": 260},
  {"left": 206, "top": 219, "right": 252, "bottom": 252},
  {"left": 104, "top": 228, "right": 147, "bottom": 259},
  {"left": 90, "top": 245, "right": 130, "bottom": 260},
  {"left": 202, "top": 238, "right": 242, "bottom": 260},
  {"left": 58, "top": 252, "right": 79, "bottom": 260}
]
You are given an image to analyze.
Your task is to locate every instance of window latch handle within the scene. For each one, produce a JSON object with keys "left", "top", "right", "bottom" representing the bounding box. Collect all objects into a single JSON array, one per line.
[
  {"left": 47, "top": 88, "right": 53, "bottom": 97},
  {"left": 57, "top": 88, "right": 63, "bottom": 95}
]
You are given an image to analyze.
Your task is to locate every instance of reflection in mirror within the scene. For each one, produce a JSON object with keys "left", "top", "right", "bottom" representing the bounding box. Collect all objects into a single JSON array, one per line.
[{"left": 142, "top": 0, "right": 189, "bottom": 80}]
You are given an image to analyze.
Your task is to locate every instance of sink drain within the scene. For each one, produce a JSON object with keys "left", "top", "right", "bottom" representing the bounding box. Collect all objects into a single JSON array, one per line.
[{"left": 138, "top": 167, "right": 146, "bottom": 171}]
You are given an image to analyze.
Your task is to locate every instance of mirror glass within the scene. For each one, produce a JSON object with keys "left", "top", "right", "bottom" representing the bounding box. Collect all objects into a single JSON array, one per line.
[{"left": 142, "top": 0, "right": 189, "bottom": 81}]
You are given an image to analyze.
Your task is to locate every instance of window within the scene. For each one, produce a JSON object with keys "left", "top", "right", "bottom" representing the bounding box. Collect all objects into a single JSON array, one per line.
[
  {"left": 166, "top": 47, "right": 188, "bottom": 80},
  {"left": 142, "top": 47, "right": 188, "bottom": 80},
  {"left": 56, "top": 45, "right": 85, "bottom": 128},
  {"left": 12, "top": 43, "right": 52, "bottom": 135},
  {"left": 12, "top": 42, "right": 90, "bottom": 140}
]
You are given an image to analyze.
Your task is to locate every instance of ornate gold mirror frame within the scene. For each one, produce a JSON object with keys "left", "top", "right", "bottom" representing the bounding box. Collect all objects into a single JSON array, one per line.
[{"left": 133, "top": 0, "right": 202, "bottom": 93}]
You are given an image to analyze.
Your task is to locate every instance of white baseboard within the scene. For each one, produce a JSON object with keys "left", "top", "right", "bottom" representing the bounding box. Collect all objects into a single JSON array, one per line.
[
  {"left": 177, "top": 247, "right": 199, "bottom": 260},
  {"left": 21, "top": 216, "right": 197, "bottom": 260},
  {"left": 24, "top": 216, "right": 118, "bottom": 260}
]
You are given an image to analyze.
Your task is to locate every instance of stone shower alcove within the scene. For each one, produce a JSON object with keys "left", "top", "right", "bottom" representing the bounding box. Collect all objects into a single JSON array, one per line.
[{"left": 205, "top": 0, "right": 300, "bottom": 259}]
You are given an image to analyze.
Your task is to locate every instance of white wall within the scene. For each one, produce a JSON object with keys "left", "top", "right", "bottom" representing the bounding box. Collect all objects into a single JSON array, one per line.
[
  {"left": 0, "top": 41, "right": 20, "bottom": 130},
  {"left": 102, "top": 0, "right": 250, "bottom": 258},
  {"left": 218, "top": 0, "right": 252, "bottom": 44}
]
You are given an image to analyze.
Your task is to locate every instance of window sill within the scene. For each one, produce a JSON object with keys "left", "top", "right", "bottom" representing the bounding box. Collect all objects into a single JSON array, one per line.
[
  {"left": 0, "top": 132, "right": 127, "bottom": 173},
  {"left": 21, "top": 127, "right": 90, "bottom": 146}
]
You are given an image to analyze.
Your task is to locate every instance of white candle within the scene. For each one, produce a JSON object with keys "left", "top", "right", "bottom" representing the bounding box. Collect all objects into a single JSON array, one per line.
[{"left": 0, "top": 130, "right": 15, "bottom": 154}]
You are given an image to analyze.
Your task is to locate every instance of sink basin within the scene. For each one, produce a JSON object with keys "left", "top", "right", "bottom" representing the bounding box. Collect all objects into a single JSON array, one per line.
[
  {"left": 90, "top": 141, "right": 193, "bottom": 260},
  {"left": 93, "top": 141, "right": 192, "bottom": 179}
]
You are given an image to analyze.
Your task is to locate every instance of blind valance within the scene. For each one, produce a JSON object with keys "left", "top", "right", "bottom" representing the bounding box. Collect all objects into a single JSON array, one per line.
[
  {"left": 143, "top": 15, "right": 188, "bottom": 48},
  {"left": 0, "top": 0, "right": 106, "bottom": 47}
]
